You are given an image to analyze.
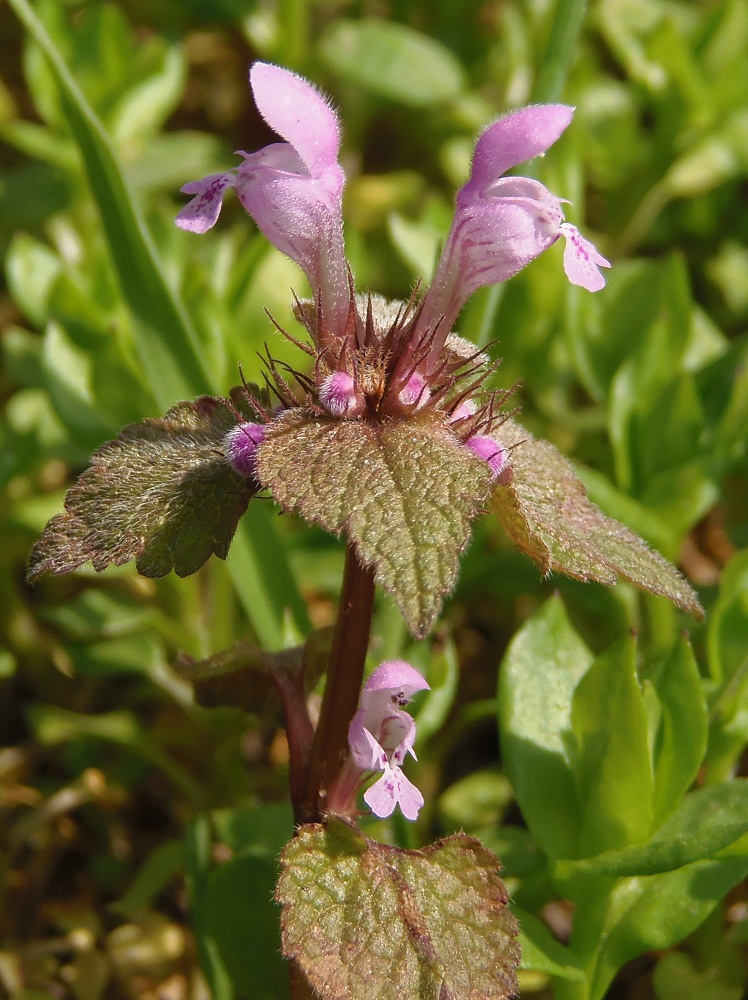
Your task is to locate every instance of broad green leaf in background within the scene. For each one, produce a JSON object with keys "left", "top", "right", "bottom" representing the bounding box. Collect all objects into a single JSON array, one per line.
[
  {"left": 198, "top": 804, "right": 293, "bottom": 1000},
  {"left": 705, "top": 549, "right": 748, "bottom": 782},
  {"left": 204, "top": 852, "right": 287, "bottom": 1000},
  {"left": 639, "top": 463, "right": 720, "bottom": 557},
  {"left": 9, "top": 0, "right": 307, "bottom": 647},
  {"left": 5, "top": 232, "right": 62, "bottom": 328},
  {"left": 635, "top": 375, "right": 705, "bottom": 493},
  {"left": 387, "top": 212, "right": 442, "bottom": 285},
  {"left": 478, "top": 827, "right": 546, "bottom": 886},
  {"left": 570, "top": 635, "right": 654, "bottom": 856},
  {"left": 652, "top": 949, "right": 745, "bottom": 1000},
  {"left": 206, "top": 803, "right": 293, "bottom": 1000},
  {"left": 565, "top": 257, "right": 692, "bottom": 408},
  {"left": 185, "top": 816, "right": 234, "bottom": 1000},
  {"left": 108, "top": 41, "right": 185, "bottom": 148},
  {"left": 438, "top": 770, "right": 513, "bottom": 833},
  {"left": 212, "top": 802, "right": 294, "bottom": 854},
  {"left": 498, "top": 595, "right": 592, "bottom": 860},
  {"left": 513, "top": 906, "right": 585, "bottom": 983},
  {"left": 556, "top": 781, "right": 748, "bottom": 877},
  {"left": 650, "top": 634, "right": 708, "bottom": 823},
  {"left": 588, "top": 852, "right": 748, "bottom": 1000},
  {"left": 276, "top": 819, "right": 520, "bottom": 1000},
  {"left": 701, "top": 342, "right": 748, "bottom": 472},
  {"left": 707, "top": 549, "right": 748, "bottom": 689},
  {"left": 319, "top": 19, "right": 466, "bottom": 107},
  {"left": 40, "top": 321, "right": 120, "bottom": 447}
]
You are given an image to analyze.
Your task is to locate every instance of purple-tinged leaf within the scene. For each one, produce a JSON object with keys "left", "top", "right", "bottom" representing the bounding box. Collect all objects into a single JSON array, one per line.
[
  {"left": 28, "top": 397, "right": 257, "bottom": 581},
  {"left": 257, "top": 410, "right": 494, "bottom": 638},
  {"left": 276, "top": 818, "right": 520, "bottom": 1000},
  {"left": 175, "top": 628, "right": 331, "bottom": 715},
  {"left": 490, "top": 420, "right": 703, "bottom": 617}
]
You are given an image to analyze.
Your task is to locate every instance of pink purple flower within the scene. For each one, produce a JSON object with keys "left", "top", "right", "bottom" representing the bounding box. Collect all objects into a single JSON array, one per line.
[
  {"left": 410, "top": 104, "right": 610, "bottom": 372},
  {"left": 176, "top": 62, "right": 350, "bottom": 341},
  {"left": 224, "top": 421, "right": 266, "bottom": 478},
  {"left": 319, "top": 371, "right": 363, "bottom": 417},
  {"left": 177, "top": 67, "right": 608, "bottom": 357},
  {"left": 465, "top": 434, "right": 507, "bottom": 479},
  {"left": 347, "top": 660, "right": 429, "bottom": 821}
]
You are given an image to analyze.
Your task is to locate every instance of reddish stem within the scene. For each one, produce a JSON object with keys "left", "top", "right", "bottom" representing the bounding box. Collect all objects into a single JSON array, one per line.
[
  {"left": 297, "top": 540, "right": 375, "bottom": 824},
  {"left": 272, "top": 666, "right": 315, "bottom": 819}
]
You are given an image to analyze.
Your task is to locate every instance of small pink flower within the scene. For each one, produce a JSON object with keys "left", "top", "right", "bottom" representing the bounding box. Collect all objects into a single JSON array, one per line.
[
  {"left": 319, "top": 371, "right": 363, "bottom": 417},
  {"left": 177, "top": 62, "right": 349, "bottom": 339},
  {"left": 224, "top": 422, "right": 265, "bottom": 478},
  {"left": 397, "top": 371, "right": 432, "bottom": 409},
  {"left": 450, "top": 398, "right": 478, "bottom": 423},
  {"left": 347, "top": 660, "right": 429, "bottom": 821},
  {"left": 559, "top": 223, "right": 610, "bottom": 292},
  {"left": 414, "top": 104, "right": 610, "bottom": 369},
  {"left": 177, "top": 67, "right": 612, "bottom": 424},
  {"left": 466, "top": 434, "right": 507, "bottom": 479}
]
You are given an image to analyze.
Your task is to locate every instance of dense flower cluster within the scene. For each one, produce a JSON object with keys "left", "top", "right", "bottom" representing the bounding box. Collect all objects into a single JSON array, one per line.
[{"left": 177, "top": 62, "right": 608, "bottom": 484}]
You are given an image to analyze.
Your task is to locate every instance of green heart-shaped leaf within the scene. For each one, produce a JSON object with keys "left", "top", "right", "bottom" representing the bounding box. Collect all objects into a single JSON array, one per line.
[
  {"left": 258, "top": 410, "right": 493, "bottom": 637},
  {"left": 277, "top": 818, "right": 520, "bottom": 1000}
]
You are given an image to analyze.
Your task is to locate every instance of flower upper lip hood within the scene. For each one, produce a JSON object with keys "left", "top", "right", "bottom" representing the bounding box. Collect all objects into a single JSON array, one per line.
[
  {"left": 360, "top": 658, "right": 430, "bottom": 701},
  {"left": 176, "top": 62, "right": 350, "bottom": 342},
  {"left": 347, "top": 660, "right": 430, "bottom": 821}
]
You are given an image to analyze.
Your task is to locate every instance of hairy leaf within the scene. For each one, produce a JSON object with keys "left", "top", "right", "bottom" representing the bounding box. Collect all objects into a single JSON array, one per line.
[
  {"left": 28, "top": 397, "right": 256, "bottom": 580},
  {"left": 276, "top": 818, "right": 520, "bottom": 1000},
  {"left": 490, "top": 420, "right": 703, "bottom": 617},
  {"left": 175, "top": 628, "right": 332, "bottom": 716},
  {"left": 258, "top": 410, "right": 493, "bottom": 637}
]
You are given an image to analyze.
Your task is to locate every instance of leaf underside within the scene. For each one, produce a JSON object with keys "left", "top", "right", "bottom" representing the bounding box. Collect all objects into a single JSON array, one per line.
[
  {"left": 277, "top": 818, "right": 520, "bottom": 1000},
  {"left": 257, "top": 410, "right": 494, "bottom": 638},
  {"left": 491, "top": 420, "right": 703, "bottom": 618},
  {"left": 28, "top": 397, "right": 257, "bottom": 580}
]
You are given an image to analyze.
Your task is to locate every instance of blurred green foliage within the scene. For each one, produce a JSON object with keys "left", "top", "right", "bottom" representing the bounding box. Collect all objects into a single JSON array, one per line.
[{"left": 1, "top": 0, "right": 747, "bottom": 998}]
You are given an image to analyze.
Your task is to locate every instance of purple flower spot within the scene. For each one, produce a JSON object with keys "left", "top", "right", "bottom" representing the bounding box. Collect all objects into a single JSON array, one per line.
[
  {"left": 319, "top": 371, "right": 360, "bottom": 416},
  {"left": 466, "top": 434, "right": 506, "bottom": 479},
  {"left": 224, "top": 422, "right": 266, "bottom": 478},
  {"left": 398, "top": 372, "right": 431, "bottom": 409}
]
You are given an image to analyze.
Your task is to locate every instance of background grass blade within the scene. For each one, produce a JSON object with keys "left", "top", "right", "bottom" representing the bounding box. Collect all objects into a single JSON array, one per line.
[{"left": 8, "top": 0, "right": 308, "bottom": 646}]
